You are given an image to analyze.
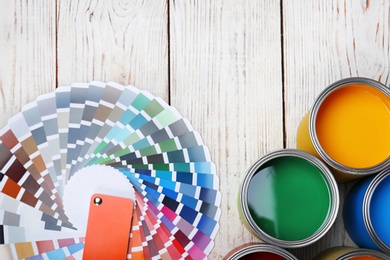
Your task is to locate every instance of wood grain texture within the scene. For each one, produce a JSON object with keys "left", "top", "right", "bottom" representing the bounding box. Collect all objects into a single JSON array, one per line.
[
  {"left": 1, "top": 0, "right": 390, "bottom": 259},
  {"left": 169, "top": 1, "right": 283, "bottom": 258},
  {"left": 57, "top": 0, "right": 169, "bottom": 99},
  {"left": 283, "top": 1, "right": 390, "bottom": 259},
  {"left": 284, "top": 0, "right": 390, "bottom": 149},
  {"left": 0, "top": 1, "right": 56, "bottom": 127}
]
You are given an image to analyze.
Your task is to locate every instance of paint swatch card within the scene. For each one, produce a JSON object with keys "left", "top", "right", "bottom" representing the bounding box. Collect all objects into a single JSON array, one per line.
[{"left": 83, "top": 194, "right": 134, "bottom": 260}]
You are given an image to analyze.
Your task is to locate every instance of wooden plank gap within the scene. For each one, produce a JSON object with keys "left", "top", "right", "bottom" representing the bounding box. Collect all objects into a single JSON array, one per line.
[
  {"left": 167, "top": 0, "right": 171, "bottom": 105},
  {"left": 280, "top": 0, "right": 287, "bottom": 148},
  {"left": 55, "top": 0, "right": 59, "bottom": 89}
]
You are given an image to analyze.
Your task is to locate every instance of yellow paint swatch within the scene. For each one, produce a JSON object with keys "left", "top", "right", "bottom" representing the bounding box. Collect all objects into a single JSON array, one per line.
[
  {"left": 316, "top": 84, "right": 390, "bottom": 168},
  {"left": 14, "top": 242, "right": 35, "bottom": 259}
]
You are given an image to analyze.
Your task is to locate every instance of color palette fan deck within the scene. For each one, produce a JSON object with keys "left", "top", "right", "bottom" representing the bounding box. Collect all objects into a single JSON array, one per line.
[{"left": 0, "top": 82, "right": 221, "bottom": 259}]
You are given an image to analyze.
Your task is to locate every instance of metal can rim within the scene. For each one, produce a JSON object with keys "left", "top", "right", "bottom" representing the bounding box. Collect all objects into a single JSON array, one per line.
[
  {"left": 363, "top": 168, "right": 390, "bottom": 254},
  {"left": 309, "top": 77, "right": 390, "bottom": 176},
  {"left": 337, "top": 248, "right": 390, "bottom": 260},
  {"left": 224, "top": 243, "right": 298, "bottom": 260},
  {"left": 239, "top": 149, "right": 339, "bottom": 248}
]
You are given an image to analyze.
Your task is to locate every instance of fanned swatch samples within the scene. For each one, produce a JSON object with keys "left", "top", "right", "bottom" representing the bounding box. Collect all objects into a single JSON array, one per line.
[{"left": 0, "top": 82, "right": 221, "bottom": 259}]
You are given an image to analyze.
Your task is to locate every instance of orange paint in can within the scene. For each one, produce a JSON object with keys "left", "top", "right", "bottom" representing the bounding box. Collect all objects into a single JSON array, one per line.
[
  {"left": 315, "top": 84, "right": 390, "bottom": 168},
  {"left": 297, "top": 78, "right": 390, "bottom": 182}
]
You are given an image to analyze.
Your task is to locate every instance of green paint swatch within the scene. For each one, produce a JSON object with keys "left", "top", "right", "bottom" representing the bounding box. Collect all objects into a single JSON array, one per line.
[{"left": 247, "top": 156, "right": 331, "bottom": 241}]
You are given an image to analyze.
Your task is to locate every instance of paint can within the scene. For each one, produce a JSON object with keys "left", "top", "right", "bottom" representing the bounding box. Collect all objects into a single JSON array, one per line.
[
  {"left": 239, "top": 149, "right": 339, "bottom": 248},
  {"left": 343, "top": 168, "right": 390, "bottom": 254},
  {"left": 223, "top": 243, "right": 298, "bottom": 260},
  {"left": 313, "top": 246, "right": 390, "bottom": 260},
  {"left": 296, "top": 77, "right": 390, "bottom": 182}
]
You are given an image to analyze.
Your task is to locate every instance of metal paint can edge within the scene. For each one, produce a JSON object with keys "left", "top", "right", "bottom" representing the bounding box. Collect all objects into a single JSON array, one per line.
[
  {"left": 223, "top": 243, "right": 298, "bottom": 260},
  {"left": 339, "top": 249, "right": 390, "bottom": 260},
  {"left": 308, "top": 77, "right": 390, "bottom": 179},
  {"left": 314, "top": 246, "right": 390, "bottom": 260},
  {"left": 363, "top": 168, "right": 390, "bottom": 255},
  {"left": 239, "top": 148, "right": 340, "bottom": 248}
]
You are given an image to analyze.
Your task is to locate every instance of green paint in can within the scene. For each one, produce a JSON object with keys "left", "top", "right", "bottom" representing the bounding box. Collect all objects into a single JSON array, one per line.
[
  {"left": 240, "top": 149, "right": 339, "bottom": 248},
  {"left": 247, "top": 156, "right": 331, "bottom": 240}
]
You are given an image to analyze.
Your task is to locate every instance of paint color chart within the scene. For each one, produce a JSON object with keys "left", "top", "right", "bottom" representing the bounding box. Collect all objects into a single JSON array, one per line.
[{"left": 0, "top": 82, "right": 221, "bottom": 259}]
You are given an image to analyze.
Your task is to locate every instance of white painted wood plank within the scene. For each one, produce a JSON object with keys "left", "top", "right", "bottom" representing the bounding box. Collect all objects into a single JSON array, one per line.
[
  {"left": 169, "top": 1, "right": 283, "bottom": 258},
  {"left": 0, "top": 1, "right": 56, "bottom": 127},
  {"left": 57, "top": 0, "right": 169, "bottom": 99},
  {"left": 284, "top": 0, "right": 390, "bottom": 149},
  {"left": 283, "top": 1, "right": 390, "bottom": 259}
]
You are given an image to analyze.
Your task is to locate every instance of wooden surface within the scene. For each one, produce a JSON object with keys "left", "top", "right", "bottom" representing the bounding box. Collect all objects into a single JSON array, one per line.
[{"left": 1, "top": 0, "right": 389, "bottom": 259}]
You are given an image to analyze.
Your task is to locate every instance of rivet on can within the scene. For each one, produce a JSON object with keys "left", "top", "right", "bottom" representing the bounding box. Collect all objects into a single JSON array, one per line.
[
  {"left": 239, "top": 149, "right": 339, "bottom": 248},
  {"left": 344, "top": 168, "right": 390, "bottom": 254},
  {"left": 297, "top": 77, "right": 390, "bottom": 182},
  {"left": 223, "top": 243, "right": 298, "bottom": 260}
]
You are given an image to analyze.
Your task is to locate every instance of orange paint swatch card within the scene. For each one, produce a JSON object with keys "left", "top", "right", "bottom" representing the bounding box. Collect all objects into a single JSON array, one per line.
[{"left": 83, "top": 193, "right": 134, "bottom": 260}]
